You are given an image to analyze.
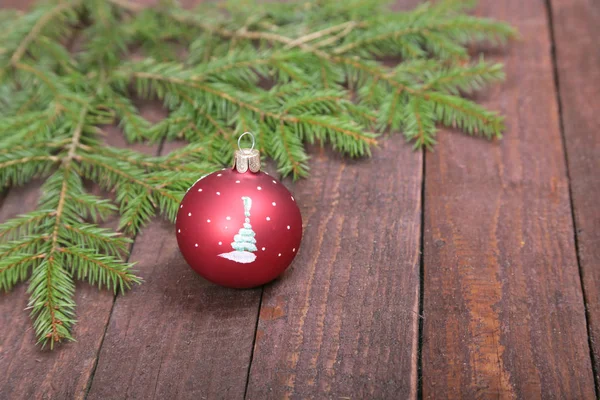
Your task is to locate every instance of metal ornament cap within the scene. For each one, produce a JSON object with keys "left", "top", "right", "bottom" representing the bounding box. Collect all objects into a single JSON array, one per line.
[
  {"left": 234, "top": 148, "right": 261, "bottom": 173},
  {"left": 234, "top": 132, "right": 261, "bottom": 173}
]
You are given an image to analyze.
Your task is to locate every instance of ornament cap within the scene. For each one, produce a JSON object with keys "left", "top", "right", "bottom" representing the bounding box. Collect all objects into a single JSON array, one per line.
[{"left": 234, "top": 132, "right": 261, "bottom": 173}]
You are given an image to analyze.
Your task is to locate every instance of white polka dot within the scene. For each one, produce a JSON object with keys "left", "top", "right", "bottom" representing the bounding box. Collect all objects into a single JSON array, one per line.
[
  {"left": 226, "top": 216, "right": 231, "bottom": 220},
  {"left": 273, "top": 180, "right": 277, "bottom": 184},
  {"left": 262, "top": 247, "right": 266, "bottom": 251},
  {"left": 216, "top": 192, "right": 220, "bottom": 196},
  {"left": 178, "top": 229, "right": 181, "bottom": 233},
  {"left": 278, "top": 253, "right": 281, "bottom": 257},
  {"left": 293, "top": 248, "right": 296, "bottom": 252},
  {"left": 180, "top": 204, "right": 183, "bottom": 208},
  {"left": 287, "top": 225, "right": 290, "bottom": 230},
  {"left": 266, "top": 216, "right": 270, "bottom": 221},
  {"left": 235, "top": 180, "right": 240, "bottom": 183},
  {"left": 218, "top": 241, "right": 222, "bottom": 245},
  {"left": 188, "top": 212, "right": 192, "bottom": 216},
  {"left": 217, "top": 173, "right": 222, "bottom": 177},
  {"left": 257, "top": 186, "right": 262, "bottom": 190},
  {"left": 291, "top": 196, "right": 294, "bottom": 201},
  {"left": 198, "top": 188, "right": 202, "bottom": 192},
  {"left": 207, "top": 219, "right": 211, "bottom": 223},
  {"left": 225, "top": 226, "right": 228, "bottom": 229},
  {"left": 195, "top": 243, "right": 198, "bottom": 247},
  {"left": 272, "top": 202, "right": 276, "bottom": 206}
]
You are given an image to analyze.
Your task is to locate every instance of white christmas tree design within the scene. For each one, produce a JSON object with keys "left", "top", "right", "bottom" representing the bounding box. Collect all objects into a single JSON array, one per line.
[{"left": 218, "top": 196, "right": 257, "bottom": 263}]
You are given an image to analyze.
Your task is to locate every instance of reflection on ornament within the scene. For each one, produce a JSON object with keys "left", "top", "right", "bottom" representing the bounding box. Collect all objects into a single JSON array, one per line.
[{"left": 218, "top": 196, "right": 257, "bottom": 263}]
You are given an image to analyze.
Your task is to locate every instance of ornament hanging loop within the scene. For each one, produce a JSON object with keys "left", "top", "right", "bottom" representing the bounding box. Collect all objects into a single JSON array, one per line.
[
  {"left": 234, "top": 132, "right": 261, "bottom": 173},
  {"left": 238, "top": 131, "right": 255, "bottom": 152}
]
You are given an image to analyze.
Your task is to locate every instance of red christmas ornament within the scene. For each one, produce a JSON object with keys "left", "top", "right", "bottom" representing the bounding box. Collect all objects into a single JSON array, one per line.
[{"left": 176, "top": 133, "right": 302, "bottom": 288}]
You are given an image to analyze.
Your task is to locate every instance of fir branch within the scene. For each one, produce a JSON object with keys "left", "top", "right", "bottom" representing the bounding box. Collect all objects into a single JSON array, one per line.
[
  {"left": 35, "top": 166, "right": 76, "bottom": 346},
  {"left": 426, "top": 91, "right": 504, "bottom": 137},
  {"left": 0, "top": 155, "right": 58, "bottom": 170},
  {"left": 78, "top": 153, "right": 180, "bottom": 204},
  {"left": 0, "top": 210, "right": 53, "bottom": 242},
  {"left": 0, "top": 0, "right": 515, "bottom": 347},
  {"left": 62, "top": 223, "right": 130, "bottom": 257},
  {"left": 89, "top": 145, "right": 202, "bottom": 173},
  {"left": 404, "top": 96, "right": 436, "bottom": 148},
  {"left": 272, "top": 120, "right": 309, "bottom": 178},
  {"left": 332, "top": 16, "right": 514, "bottom": 55},
  {"left": 108, "top": 94, "right": 151, "bottom": 142},
  {"left": 0, "top": 252, "right": 45, "bottom": 292},
  {"left": 0, "top": 138, "right": 70, "bottom": 156},
  {"left": 9, "top": 0, "right": 81, "bottom": 66},
  {"left": 60, "top": 247, "right": 140, "bottom": 293},
  {"left": 418, "top": 59, "right": 505, "bottom": 94},
  {"left": 285, "top": 21, "right": 360, "bottom": 49},
  {"left": 28, "top": 257, "right": 75, "bottom": 347},
  {"left": 0, "top": 235, "right": 47, "bottom": 260}
]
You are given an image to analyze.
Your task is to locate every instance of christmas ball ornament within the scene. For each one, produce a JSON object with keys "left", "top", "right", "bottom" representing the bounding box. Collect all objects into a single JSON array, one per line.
[{"left": 176, "top": 133, "right": 303, "bottom": 288}]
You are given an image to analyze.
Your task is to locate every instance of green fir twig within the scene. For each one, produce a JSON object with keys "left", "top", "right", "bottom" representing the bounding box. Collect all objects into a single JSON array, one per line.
[{"left": 0, "top": 0, "right": 516, "bottom": 348}]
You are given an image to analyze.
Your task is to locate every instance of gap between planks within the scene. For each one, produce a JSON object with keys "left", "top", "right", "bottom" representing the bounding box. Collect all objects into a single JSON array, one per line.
[
  {"left": 544, "top": 0, "right": 600, "bottom": 396},
  {"left": 83, "top": 138, "right": 167, "bottom": 398}
]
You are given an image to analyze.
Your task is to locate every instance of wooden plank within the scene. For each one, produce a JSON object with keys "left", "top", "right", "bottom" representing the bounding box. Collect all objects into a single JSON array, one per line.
[
  {"left": 0, "top": 107, "right": 162, "bottom": 399},
  {"left": 245, "top": 139, "right": 423, "bottom": 398},
  {"left": 421, "top": 0, "right": 596, "bottom": 398},
  {"left": 0, "top": 3, "right": 121, "bottom": 399},
  {"left": 549, "top": 0, "right": 600, "bottom": 391},
  {"left": 88, "top": 3, "right": 407, "bottom": 398},
  {"left": 4, "top": 1, "right": 255, "bottom": 398},
  {"left": 0, "top": 183, "right": 113, "bottom": 400},
  {"left": 2, "top": 1, "right": 257, "bottom": 397},
  {"left": 86, "top": 139, "right": 262, "bottom": 399},
  {"left": 245, "top": 1, "right": 423, "bottom": 397},
  {"left": 0, "top": 3, "right": 178, "bottom": 399}
]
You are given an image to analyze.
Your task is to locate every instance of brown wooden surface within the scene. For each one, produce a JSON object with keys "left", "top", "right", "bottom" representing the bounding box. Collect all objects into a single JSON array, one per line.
[
  {"left": 0, "top": 2, "right": 144, "bottom": 399},
  {"left": 0, "top": 109, "right": 162, "bottom": 399},
  {"left": 421, "top": 0, "right": 596, "bottom": 398},
  {"left": 86, "top": 140, "right": 262, "bottom": 400},
  {"left": 0, "top": 182, "right": 114, "bottom": 400},
  {"left": 246, "top": 140, "right": 422, "bottom": 399},
  {"left": 1, "top": 0, "right": 600, "bottom": 399},
  {"left": 550, "top": 0, "right": 600, "bottom": 392}
]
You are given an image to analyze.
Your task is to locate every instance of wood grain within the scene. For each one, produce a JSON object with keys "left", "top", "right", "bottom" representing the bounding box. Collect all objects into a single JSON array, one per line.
[
  {"left": 421, "top": 0, "right": 596, "bottom": 398},
  {"left": 245, "top": 136, "right": 423, "bottom": 399},
  {"left": 549, "top": 0, "right": 600, "bottom": 392},
  {"left": 86, "top": 140, "right": 262, "bottom": 400},
  {"left": 0, "top": 2, "right": 183, "bottom": 398},
  {"left": 4, "top": 0, "right": 599, "bottom": 398}
]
